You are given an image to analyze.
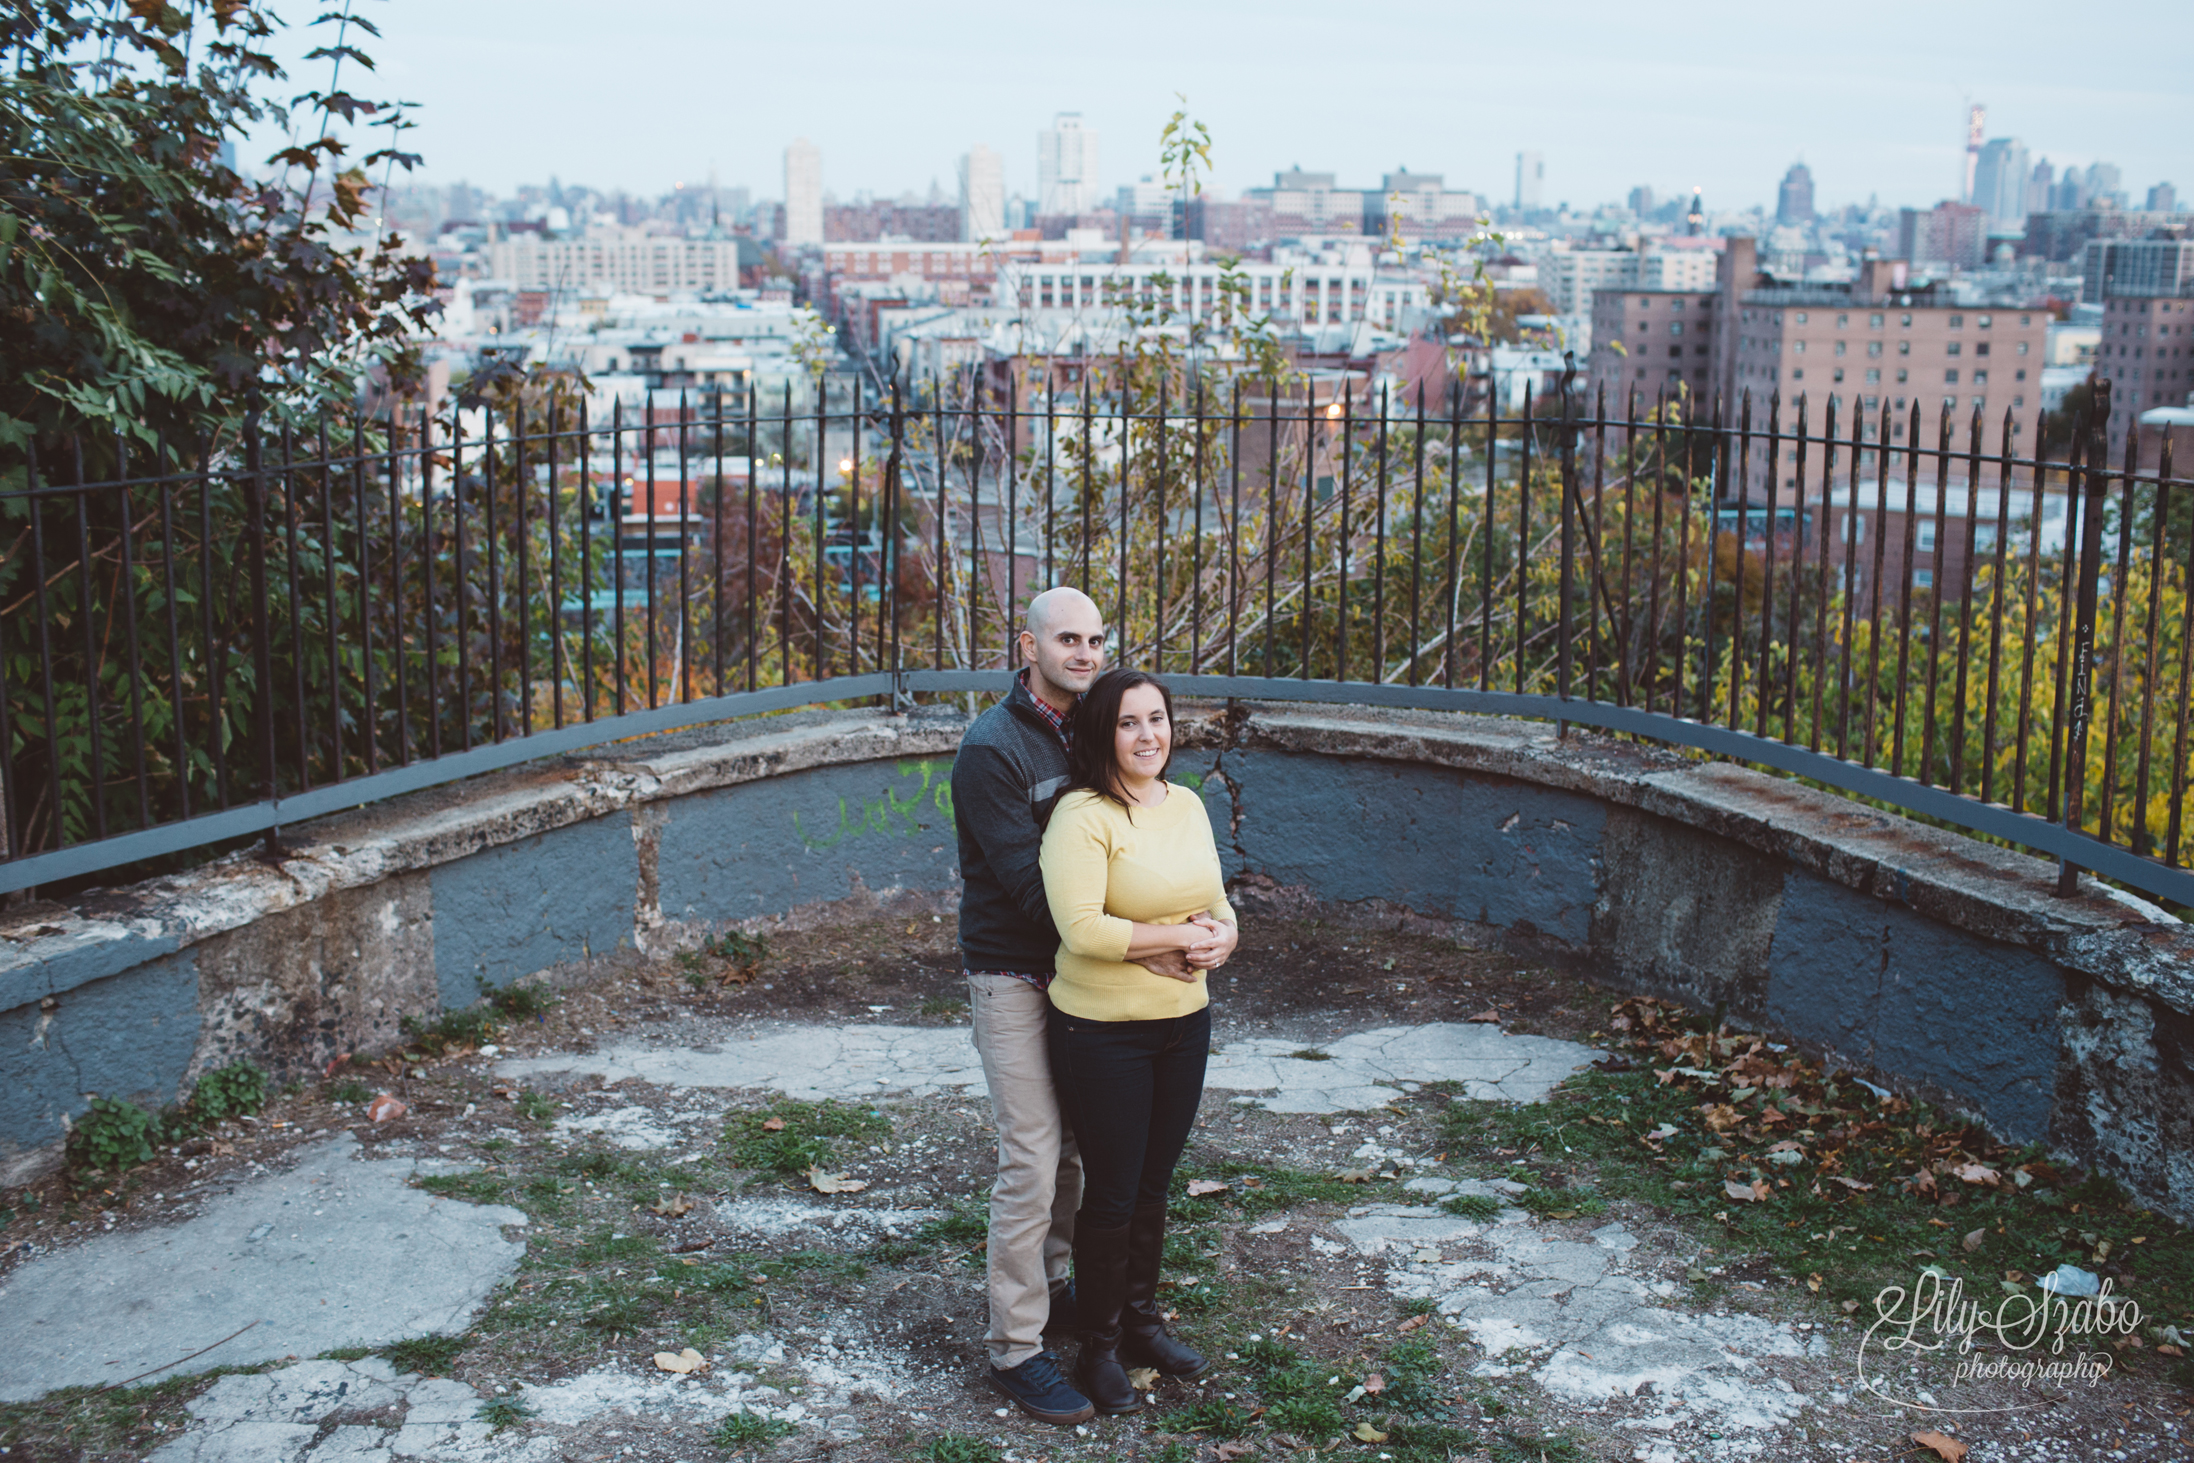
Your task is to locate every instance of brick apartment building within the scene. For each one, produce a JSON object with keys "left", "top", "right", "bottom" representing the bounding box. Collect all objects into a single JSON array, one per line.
[
  {"left": 1587, "top": 288, "right": 1719, "bottom": 406},
  {"left": 2086, "top": 239, "right": 2194, "bottom": 461}
]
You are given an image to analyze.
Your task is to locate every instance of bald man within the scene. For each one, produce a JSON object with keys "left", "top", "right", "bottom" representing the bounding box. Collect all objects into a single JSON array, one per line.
[{"left": 952, "top": 588, "right": 1181, "bottom": 1423}]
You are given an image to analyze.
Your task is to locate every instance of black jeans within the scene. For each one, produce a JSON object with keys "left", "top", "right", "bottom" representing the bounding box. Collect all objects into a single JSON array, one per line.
[{"left": 1045, "top": 1004, "right": 1211, "bottom": 1228}]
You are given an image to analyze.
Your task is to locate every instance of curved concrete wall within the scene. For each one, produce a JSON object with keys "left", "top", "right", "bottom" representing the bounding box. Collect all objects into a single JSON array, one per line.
[{"left": 3, "top": 700, "right": 2188, "bottom": 1224}]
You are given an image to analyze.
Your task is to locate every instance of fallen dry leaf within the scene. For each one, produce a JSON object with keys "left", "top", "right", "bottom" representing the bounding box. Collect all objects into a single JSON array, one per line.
[
  {"left": 1361, "top": 1372, "right": 1384, "bottom": 1394},
  {"left": 806, "top": 1166, "right": 868, "bottom": 1194},
  {"left": 1465, "top": 1008, "right": 1501, "bottom": 1023},
  {"left": 1186, "top": 1179, "right": 1229, "bottom": 1197},
  {"left": 761, "top": 1117, "right": 785, "bottom": 1131},
  {"left": 1911, "top": 1430, "right": 1968, "bottom": 1462},
  {"left": 1963, "top": 1228, "right": 1986, "bottom": 1253},
  {"left": 1952, "top": 1164, "right": 2001, "bottom": 1187},
  {"left": 1723, "top": 1178, "right": 1765, "bottom": 1202},
  {"left": 1352, "top": 1422, "right": 1388, "bottom": 1443},
  {"left": 1397, "top": 1314, "right": 1428, "bottom": 1333},
  {"left": 1831, "top": 1176, "right": 1875, "bottom": 1191},
  {"left": 1127, "top": 1366, "right": 1159, "bottom": 1391},
  {"left": 1214, "top": 1444, "right": 1256, "bottom": 1462},
  {"left": 1335, "top": 1168, "right": 1374, "bottom": 1183},
  {"left": 650, "top": 1193, "right": 695, "bottom": 1217},
  {"left": 1806, "top": 1273, "right": 1823, "bottom": 1293},
  {"left": 653, "top": 1347, "right": 707, "bottom": 1375},
  {"left": 365, "top": 1093, "right": 406, "bottom": 1123},
  {"left": 2159, "top": 1344, "right": 2186, "bottom": 1357}
]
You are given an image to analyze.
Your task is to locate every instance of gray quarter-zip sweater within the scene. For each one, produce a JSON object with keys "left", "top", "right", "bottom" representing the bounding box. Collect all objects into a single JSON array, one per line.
[{"left": 953, "top": 673, "right": 1074, "bottom": 974}]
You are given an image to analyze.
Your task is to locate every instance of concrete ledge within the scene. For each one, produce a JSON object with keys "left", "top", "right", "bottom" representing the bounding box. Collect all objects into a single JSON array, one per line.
[{"left": 3, "top": 700, "right": 2188, "bottom": 1223}]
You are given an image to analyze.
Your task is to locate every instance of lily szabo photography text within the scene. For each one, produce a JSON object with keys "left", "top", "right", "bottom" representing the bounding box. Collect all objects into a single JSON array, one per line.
[
  {"left": 3, "top": 2, "right": 2193, "bottom": 1460},
  {"left": 1859, "top": 1266, "right": 2146, "bottom": 1411}
]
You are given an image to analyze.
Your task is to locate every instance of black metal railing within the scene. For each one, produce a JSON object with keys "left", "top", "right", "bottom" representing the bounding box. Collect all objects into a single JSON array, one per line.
[{"left": 1, "top": 368, "right": 2188, "bottom": 908}]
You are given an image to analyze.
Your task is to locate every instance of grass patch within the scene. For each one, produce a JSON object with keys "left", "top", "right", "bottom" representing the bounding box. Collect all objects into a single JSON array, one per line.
[
  {"left": 401, "top": 979, "right": 559, "bottom": 1057},
  {"left": 476, "top": 1395, "right": 536, "bottom": 1432},
  {"left": 1267, "top": 1394, "right": 1345, "bottom": 1439},
  {"left": 725, "top": 1099, "right": 891, "bottom": 1178},
  {"left": 1487, "top": 1429, "right": 1587, "bottom": 1463},
  {"left": 0, "top": 1371, "right": 259, "bottom": 1459},
  {"left": 1287, "top": 1049, "right": 1334, "bottom": 1061},
  {"left": 918, "top": 995, "right": 966, "bottom": 1018},
  {"left": 415, "top": 1172, "right": 508, "bottom": 1204},
  {"left": 710, "top": 1410, "right": 795, "bottom": 1449},
  {"left": 680, "top": 931, "right": 771, "bottom": 991},
  {"left": 1440, "top": 1192, "right": 1503, "bottom": 1219},
  {"left": 383, "top": 1334, "right": 468, "bottom": 1375},
  {"left": 1160, "top": 1397, "right": 1254, "bottom": 1438},
  {"left": 328, "top": 1079, "right": 372, "bottom": 1105},
  {"left": 1380, "top": 1420, "right": 1482, "bottom": 1462},
  {"left": 1436, "top": 995, "right": 2194, "bottom": 1352},
  {"left": 514, "top": 1089, "right": 558, "bottom": 1123}
]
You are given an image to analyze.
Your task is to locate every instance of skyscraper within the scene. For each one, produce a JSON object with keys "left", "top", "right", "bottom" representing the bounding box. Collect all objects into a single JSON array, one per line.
[
  {"left": 1038, "top": 113, "right": 1099, "bottom": 216},
  {"left": 1972, "top": 137, "right": 2030, "bottom": 226},
  {"left": 1515, "top": 151, "right": 1544, "bottom": 211},
  {"left": 1775, "top": 162, "right": 1815, "bottom": 225},
  {"left": 959, "top": 145, "right": 1005, "bottom": 243},
  {"left": 783, "top": 138, "right": 822, "bottom": 246},
  {"left": 1627, "top": 185, "right": 1655, "bottom": 218},
  {"left": 1961, "top": 103, "right": 1985, "bottom": 204}
]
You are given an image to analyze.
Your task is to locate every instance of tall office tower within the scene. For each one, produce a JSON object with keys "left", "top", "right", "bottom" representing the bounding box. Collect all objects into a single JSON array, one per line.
[
  {"left": 959, "top": 144, "right": 1005, "bottom": 243},
  {"left": 2027, "top": 159, "right": 2054, "bottom": 216},
  {"left": 1515, "top": 151, "right": 1544, "bottom": 210},
  {"left": 2085, "top": 162, "right": 2123, "bottom": 207},
  {"left": 1972, "top": 137, "right": 2030, "bottom": 226},
  {"left": 1627, "top": 185, "right": 1655, "bottom": 217},
  {"left": 1961, "top": 103, "right": 1985, "bottom": 203},
  {"left": 783, "top": 138, "right": 822, "bottom": 246},
  {"left": 2149, "top": 183, "right": 2179, "bottom": 214},
  {"left": 1775, "top": 162, "right": 1815, "bottom": 225},
  {"left": 1038, "top": 113, "right": 1100, "bottom": 216}
]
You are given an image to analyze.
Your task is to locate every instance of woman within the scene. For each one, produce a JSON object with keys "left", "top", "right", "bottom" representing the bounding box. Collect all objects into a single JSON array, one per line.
[{"left": 1039, "top": 667, "right": 1237, "bottom": 1414}]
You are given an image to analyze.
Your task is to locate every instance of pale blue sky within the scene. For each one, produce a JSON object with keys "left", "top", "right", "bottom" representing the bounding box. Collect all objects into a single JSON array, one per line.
[{"left": 258, "top": 0, "right": 2192, "bottom": 212}]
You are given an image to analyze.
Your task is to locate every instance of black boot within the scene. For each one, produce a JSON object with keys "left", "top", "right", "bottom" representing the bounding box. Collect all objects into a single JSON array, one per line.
[
  {"left": 1072, "top": 1220, "right": 1139, "bottom": 1414},
  {"left": 1120, "top": 1202, "right": 1212, "bottom": 1380}
]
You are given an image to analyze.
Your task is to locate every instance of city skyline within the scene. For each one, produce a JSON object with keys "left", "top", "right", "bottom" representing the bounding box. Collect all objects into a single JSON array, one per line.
[{"left": 242, "top": 0, "right": 2189, "bottom": 216}]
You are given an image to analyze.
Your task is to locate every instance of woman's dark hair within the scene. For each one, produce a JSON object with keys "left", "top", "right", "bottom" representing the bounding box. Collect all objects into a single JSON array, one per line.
[{"left": 1067, "top": 668, "right": 1175, "bottom": 816}]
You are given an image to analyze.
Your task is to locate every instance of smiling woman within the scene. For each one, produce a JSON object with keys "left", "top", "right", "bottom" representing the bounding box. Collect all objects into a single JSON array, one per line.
[{"left": 1037, "top": 667, "right": 1237, "bottom": 1413}]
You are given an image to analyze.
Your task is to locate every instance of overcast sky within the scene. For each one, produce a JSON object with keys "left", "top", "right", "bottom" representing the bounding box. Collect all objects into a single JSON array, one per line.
[{"left": 259, "top": 0, "right": 2191, "bottom": 213}]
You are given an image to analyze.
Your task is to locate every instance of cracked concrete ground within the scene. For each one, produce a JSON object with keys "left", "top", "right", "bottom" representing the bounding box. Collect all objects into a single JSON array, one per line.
[
  {"left": 492, "top": 1020, "right": 1594, "bottom": 1114},
  {"left": 0, "top": 1136, "right": 526, "bottom": 1404}
]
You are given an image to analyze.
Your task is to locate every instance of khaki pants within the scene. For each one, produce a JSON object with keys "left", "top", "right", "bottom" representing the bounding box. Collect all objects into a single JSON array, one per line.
[{"left": 967, "top": 972, "right": 1083, "bottom": 1369}]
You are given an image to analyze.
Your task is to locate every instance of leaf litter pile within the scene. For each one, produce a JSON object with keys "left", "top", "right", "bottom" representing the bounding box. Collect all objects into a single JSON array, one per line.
[{"left": 1444, "top": 995, "right": 2194, "bottom": 1377}]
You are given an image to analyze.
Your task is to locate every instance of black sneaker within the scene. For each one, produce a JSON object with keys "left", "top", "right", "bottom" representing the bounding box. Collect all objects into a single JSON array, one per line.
[
  {"left": 989, "top": 1349, "right": 1096, "bottom": 1425},
  {"left": 1043, "top": 1279, "right": 1079, "bottom": 1336}
]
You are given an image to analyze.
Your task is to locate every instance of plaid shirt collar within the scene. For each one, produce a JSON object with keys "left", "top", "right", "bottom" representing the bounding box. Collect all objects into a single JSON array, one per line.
[{"left": 1018, "top": 667, "right": 1076, "bottom": 748}]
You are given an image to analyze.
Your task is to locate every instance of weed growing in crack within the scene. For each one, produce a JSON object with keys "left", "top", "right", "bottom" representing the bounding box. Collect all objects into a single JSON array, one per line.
[
  {"left": 1159, "top": 1397, "right": 1254, "bottom": 1438},
  {"left": 382, "top": 1334, "right": 467, "bottom": 1375},
  {"left": 475, "top": 1395, "right": 536, "bottom": 1432},
  {"left": 1439, "top": 1192, "right": 1503, "bottom": 1219},
  {"left": 513, "top": 1090, "right": 558, "bottom": 1123},
  {"left": 710, "top": 1411, "right": 794, "bottom": 1449}
]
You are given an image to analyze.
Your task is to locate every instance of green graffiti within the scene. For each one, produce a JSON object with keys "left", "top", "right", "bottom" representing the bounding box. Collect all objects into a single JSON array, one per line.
[{"left": 796, "top": 761, "right": 953, "bottom": 852}]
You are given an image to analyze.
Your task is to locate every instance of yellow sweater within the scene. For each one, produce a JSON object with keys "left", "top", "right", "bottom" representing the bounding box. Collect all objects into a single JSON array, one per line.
[{"left": 1039, "top": 782, "right": 1237, "bottom": 1021}]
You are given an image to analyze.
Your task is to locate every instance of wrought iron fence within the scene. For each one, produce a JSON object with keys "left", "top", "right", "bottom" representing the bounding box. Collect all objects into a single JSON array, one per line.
[{"left": 1, "top": 368, "right": 2187, "bottom": 908}]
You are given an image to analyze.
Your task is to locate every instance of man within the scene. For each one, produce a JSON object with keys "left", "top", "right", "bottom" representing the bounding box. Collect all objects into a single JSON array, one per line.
[{"left": 953, "top": 587, "right": 1206, "bottom": 1424}]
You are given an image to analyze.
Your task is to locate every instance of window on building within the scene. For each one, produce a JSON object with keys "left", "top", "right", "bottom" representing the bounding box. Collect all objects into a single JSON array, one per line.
[
  {"left": 1897, "top": 369, "right": 1909, "bottom": 383},
  {"left": 1977, "top": 314, "right": 1991, "bottom": 328},
  {"left": 1947, "top": 342, "right": 1962, "bottom": 356},
  {"left": 2019, "top": 314, "right": 2031, "bottom": 326},
  {"left": 1949, "top": 314, "right": 1964, "bottom": 328},
  {"left": 1795, "top": 340, "right": 1807, "bottom": 353},
  {"left": 1917, "top": 521, "right": 1938, "bottom": 551},
  {"left": 1946, "top": 369, "right": 1959, "bottom": 383},
  {"left": 1843, "top": 514, "right": 1865, "bottom": 544},
  {"left": 1671, "top": 322, "right": 1684, "bottom": 336},
  {"left": 1976, "top": 342, "right": 1990, "bottom": 357},
  {"left": 1669, "top": 345, "right": 1682, "bottom": 358},
  {"left": 1793, "top": 368, "right": 1804, "bottom": 380},
  {"left": 1868, "top": 341, "right": 1883, "bottom": 357},
  {"left": 1899, "top": 341, "right": 1911, "bottom": 355},
  {"left": 1913, "top": 568, "right": 1934, "bottom": 588},
  {"left": 1870, "top": 313, "right": 1885, "bottom": 327},
  {"left": 2015, "top": 395, "right": 2025, "bottom": 408},
  {"left": 1901, "top": 313, "right": 1913, "bottom": 327},
  {"left": 1866, "top": 368, "right": 1881, "bottom": 383},
  {"left": 1837, "top": 313, "right": 1849, "bottom": 327},
  {"left": 1865, "top": 394, "right": 1880, "bottom": 409},
  {"left": 2017, "top": 341, "right": 2029, "bottom": 355},
  {"left": 1796, "top": 312, "right": 1809, "bottom": 324},
  {"left": 1974, "top": 370, "right": 1988, "bottom": 384}
]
